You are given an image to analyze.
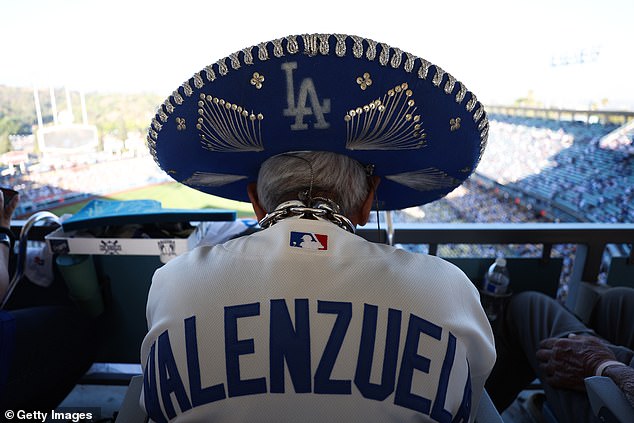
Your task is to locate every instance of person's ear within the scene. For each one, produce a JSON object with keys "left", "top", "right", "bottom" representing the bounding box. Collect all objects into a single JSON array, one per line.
[
  {"left": 354, "top": 176, "right": 381, "bottom": 226},
  {"left": 247, "top": 182, "right": 267, "bottom": 221}
]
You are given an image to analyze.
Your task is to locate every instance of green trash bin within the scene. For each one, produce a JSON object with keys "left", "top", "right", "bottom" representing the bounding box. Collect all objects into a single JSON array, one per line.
[{"left": 56, "top": 254, "right": 104, "bottom": 317}]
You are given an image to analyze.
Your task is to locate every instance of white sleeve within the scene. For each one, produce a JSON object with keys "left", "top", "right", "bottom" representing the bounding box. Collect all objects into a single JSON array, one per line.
[{"left": 448, "top": 264, "right": 497, "bottom": 422}]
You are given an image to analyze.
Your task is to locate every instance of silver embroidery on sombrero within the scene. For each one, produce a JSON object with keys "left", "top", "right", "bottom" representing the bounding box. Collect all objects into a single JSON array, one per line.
[
  {"left": 182, "top": 81, "right": 193, "bottom": 98},
  {"left": 204, "top": 65, "right": 216, "bottom": 82},
  {"left": 158, "top": 110, "right": 168, "bottom": 123},
  {"left": 146, "top": 135, "right": 156, "bottom": 151},
  {"left": 182, "top": 171, "right": 247, "bottom": 187},
  {"left": 450, "top": 117, "right": 461, "bottom": 132},
  {"left": 345, "top": 82, "right": 426, "bottom": 151},
  {"left": 148, "top": 34, "right": 489, "bottom": 168},
  {"left": 385, "top": 168, "right": 461, "bottom": 192},
  {"left": 196, "top": 93, "right": 264, "bottom": 152},
  {"left": 193, "top": 73, "right": 204, "bottom": 89},
  {"left": 151, "top": 118, "right": 162, "bottom": 132}
]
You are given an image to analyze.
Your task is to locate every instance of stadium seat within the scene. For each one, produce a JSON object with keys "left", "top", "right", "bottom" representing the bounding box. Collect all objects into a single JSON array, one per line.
[
  {"left": 475, "top": 389, "right": 504, "bottom": 422},
  {"left": 585, "top": 376, "right": 634, "bottom": 423},
  {"left": 116, "top": 375, "right": 503, "bottom": 422},
  {"left": 0, "top": 211, "right": 61, "bottom": 309},
  {"left": 115, "top": 375, "right": 147, "bottom": 423},
  {"left": 532, "top": 376, "right": 634, "bottom": 423}
]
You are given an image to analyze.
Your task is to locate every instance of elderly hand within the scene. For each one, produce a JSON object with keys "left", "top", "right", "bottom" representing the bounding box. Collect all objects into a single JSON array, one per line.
[
  {"left": 536, "top": 334, "right": 617, "bottom": 391},
  {"left": 0, "top": 190, "right": 19, "bottom": 229}
]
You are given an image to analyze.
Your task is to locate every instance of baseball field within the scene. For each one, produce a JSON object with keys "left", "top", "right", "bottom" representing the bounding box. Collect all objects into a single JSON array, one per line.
[{"left": 49, "top": 182, "right": 256, "bottom": 218}]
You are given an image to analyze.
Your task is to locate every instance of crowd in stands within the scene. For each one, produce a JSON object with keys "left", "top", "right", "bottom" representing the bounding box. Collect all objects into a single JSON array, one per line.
[
  {"left": 0, "top": 153, "right": 168, "bottom": 217},
  {"left": 372, "top": 114, "right": 634, "bottom": 298},
  {"left": 3, "top": 114, "right": 630, "bottom": 225},
  {"left": 600, "top": 119, "right": 634, "bottom": 155},
  {"left": 1, "top": 115, "right": 631, "bottom": 300},
  {"left": 600, "top": 133, "right": 634, "bottom": 155},
  {"left": 479, "top": 115, "right": 634, "bottom": 223},
  {"left": 384, "top": 178, "right": 576, "bottom": 300}
]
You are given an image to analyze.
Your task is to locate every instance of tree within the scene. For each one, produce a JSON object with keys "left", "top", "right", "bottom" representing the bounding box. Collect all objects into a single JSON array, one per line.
[{"left": 0, "top": 116, "right": 24, "bottom": 154}]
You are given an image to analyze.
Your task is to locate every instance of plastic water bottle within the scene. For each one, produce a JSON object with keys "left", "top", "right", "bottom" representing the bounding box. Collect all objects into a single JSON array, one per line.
[{"left": 483, "top": 258, "right": 510, "bottom": 295}]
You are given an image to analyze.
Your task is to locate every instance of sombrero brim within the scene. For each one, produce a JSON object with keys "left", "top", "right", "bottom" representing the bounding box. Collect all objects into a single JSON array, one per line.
[{"left": 148, "top": 34, "right": 488, "bottom": 210}]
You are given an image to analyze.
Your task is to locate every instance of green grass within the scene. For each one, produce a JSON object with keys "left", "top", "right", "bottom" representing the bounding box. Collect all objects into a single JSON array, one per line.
[{"left": 48, "top": 182, "right": 256, "bottom": 218}]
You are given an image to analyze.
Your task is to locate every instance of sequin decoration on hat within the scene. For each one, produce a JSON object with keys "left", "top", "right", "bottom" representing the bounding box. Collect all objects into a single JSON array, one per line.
[{"left": 147, "top": 34, "right": 488, "bottom": 210}]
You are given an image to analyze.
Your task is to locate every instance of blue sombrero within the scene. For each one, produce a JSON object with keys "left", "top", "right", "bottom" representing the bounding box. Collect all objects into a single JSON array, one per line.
[{"left": 147, "top": 34, "right": 488, "bottom": 211}]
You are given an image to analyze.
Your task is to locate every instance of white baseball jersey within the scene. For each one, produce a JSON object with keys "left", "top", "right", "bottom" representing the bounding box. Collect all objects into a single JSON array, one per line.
[{"left": 141, "top": 217, "right": 495, "bottom": 422}]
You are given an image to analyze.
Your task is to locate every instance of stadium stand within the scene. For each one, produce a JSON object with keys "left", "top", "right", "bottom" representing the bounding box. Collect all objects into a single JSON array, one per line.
[
  {"left": 0, "top": 155, "right": 168, "bottom": 217},
  {"left": 0, "top": 113, "right": 630, "bottom": 301},
  {"left": 2, "top": 113, "right": 631, "bottom": 225},
  {"left": 479, "top": 115, "right": 633, "bottom": 224},
  {"left": 4, "top": 113, "right": 631, "bottom": 224}
]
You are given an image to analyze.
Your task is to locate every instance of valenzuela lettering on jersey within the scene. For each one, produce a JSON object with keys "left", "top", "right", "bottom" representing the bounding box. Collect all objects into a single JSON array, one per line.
[{"left": 143, "top": 300, "right": 472, "bottom": 423}]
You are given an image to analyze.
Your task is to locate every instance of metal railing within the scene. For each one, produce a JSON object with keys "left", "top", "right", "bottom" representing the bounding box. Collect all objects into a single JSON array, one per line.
[
  {"left": 10, "top": 219, "right": 634, "bottom": 306},
  {"left": 14, "top": 220, "right": 634, "bottom": 282},
  {"left": 362, "top": 222, "right": 633, "bottom": 280},
  {"left": 1, "top": 212, "right": 61, "bottom": 309}
]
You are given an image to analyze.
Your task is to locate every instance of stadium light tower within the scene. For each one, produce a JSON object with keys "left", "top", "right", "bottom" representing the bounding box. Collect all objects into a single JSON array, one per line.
[
  {"left": 64, "top": 86, "right": 74, "bottom": 123},
  {"left": 550, "top": 46, "right": 601, "bottom": 67},
  {"left": 32, "top": 86, "right": 44, "bottom": 132},
  {"left": 80, "top": 90, "right": 89, "bottom": 125},
  {"left": 547, "top": 45, "right": 602, "bottom": 109},
  {"left": 49, "top": 86, "right": 58, "bottom": 125}
]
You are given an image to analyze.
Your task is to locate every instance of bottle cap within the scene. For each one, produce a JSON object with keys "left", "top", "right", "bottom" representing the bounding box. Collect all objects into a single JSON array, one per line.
[{"left": 495, "top": 257, "right": 507, "bottom": 267}]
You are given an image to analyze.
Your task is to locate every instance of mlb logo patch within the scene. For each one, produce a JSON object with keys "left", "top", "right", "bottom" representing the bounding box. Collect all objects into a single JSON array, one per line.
[{"left": 289, "top": 231, "right": 328, "bottom": 251}]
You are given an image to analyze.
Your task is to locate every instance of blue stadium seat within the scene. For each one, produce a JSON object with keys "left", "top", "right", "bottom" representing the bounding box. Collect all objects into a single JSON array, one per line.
[{"left": 585, "top": 376, "right": 634, "bottom": 423}]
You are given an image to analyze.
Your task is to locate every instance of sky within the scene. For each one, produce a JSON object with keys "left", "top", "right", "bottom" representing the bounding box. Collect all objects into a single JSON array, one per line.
[{"left": 1, "top": 0, "right": 633, "bottom": 110}]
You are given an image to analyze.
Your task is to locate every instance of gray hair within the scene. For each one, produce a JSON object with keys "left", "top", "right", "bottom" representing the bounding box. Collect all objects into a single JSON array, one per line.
[{"left": 256, "top": 151, "right": 370, "bottom": 217}]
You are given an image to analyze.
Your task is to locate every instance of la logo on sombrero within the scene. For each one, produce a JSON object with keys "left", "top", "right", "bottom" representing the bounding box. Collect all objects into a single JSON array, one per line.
[
  {"left": 289, "top": 231, "right": 328, "bottom": 251},
  {"left": 282, "top": 61, "right": 331, "bottom": 131}
]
